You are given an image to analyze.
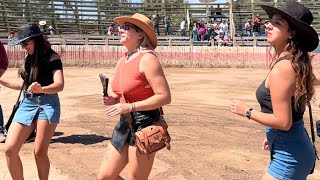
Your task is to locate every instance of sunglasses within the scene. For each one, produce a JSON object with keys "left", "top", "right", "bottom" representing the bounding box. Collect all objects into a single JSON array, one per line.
[
  {"left": 119, "top": 24, "right": 136, "bottom": 31},
  {"left": 20, "top": 39, "right": 31, "bottom": 47}
]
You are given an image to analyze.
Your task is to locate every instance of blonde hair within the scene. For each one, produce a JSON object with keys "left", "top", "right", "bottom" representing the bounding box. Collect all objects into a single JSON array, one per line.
[{"left": 138, "top": 31, "right": 154, "bottom": 50}]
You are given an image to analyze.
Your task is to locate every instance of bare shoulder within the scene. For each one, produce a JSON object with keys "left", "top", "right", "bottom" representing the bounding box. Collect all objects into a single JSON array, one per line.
[
  {"left": 140, "top": 52, "right": 159, "bottom": 65},
  {"left": 49, "top": 53, "right": 61, "bottom": 62},
  {"left": 270, "top": 60, "right": 296, "bottom": 76},
  {"left": 269, "top": 60, "right": 295, "bottom": 81},
  {"left": 139, "top": 52, "right": 161, "bottom": 74}
]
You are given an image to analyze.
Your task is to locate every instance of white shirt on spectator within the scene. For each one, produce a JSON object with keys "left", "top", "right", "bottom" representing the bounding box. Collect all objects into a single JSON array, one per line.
[
  {"left": 180, "top": 20, "right": 186, "bottom": 30},
  {"left": 219, "top": 22, "right": 228, "bottom": 33}
]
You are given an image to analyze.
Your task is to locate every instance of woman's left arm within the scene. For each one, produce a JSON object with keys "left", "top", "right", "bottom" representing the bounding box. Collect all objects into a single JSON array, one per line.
[
  {"left": 28, "top": 69, "right": 64, "bottom": 94},
  {"left": 134, "top": 53, "right": 171, "bottom": 111},
  {"left": 41, "top": 69, "right": 64, "bottom": 94}
]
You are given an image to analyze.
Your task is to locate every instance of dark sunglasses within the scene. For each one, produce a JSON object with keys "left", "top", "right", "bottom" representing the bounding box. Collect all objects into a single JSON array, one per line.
[
  {"left": 119, "top": 24, "right": 136, "bottom": 31},
  {"left": 20, "top": 39, "right": 31, "bottom": 47}
]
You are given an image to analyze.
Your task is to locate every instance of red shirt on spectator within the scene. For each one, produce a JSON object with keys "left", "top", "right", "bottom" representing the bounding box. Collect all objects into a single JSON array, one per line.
[{"left": 0, "top": 41, "right": 8, "bottom": 70}]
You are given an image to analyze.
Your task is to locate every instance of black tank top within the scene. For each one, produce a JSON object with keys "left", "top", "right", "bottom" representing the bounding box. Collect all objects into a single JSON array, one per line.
[{"left": 256, "top": 57, "right": 303, "bottom": 122}]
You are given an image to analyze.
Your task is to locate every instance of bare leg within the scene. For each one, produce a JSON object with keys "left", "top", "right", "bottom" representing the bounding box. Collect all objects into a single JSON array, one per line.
[
  {"left": 33, "top": 120, "right": 57, "bottom": 180},
  {"left": 5, "top": 122, "right": 36, "bottom": 180},
  {"left": 127, "top": 146, "right": 156, "bottom": 180},
  {"left": 97, "top": 142, "right": 129, "bottom": 180}
]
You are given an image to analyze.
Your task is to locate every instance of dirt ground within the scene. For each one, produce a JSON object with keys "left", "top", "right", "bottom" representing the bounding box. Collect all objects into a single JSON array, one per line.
[{"left": 0, "top": 67, "right": 320, "bottom": 180}]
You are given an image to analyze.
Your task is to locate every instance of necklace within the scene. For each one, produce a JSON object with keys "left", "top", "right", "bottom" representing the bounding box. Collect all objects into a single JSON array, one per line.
[{"left": 127, "top": 51, "right": 137, "bottom": 58}]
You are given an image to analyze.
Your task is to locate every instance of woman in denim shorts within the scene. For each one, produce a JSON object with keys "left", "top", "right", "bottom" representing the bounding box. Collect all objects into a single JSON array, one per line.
[
  {"left": 0, "top": 24, "right": 64, "bottom": 180},
  {"left": 230, "top": 1, "right": 318, "bottom": 180}
]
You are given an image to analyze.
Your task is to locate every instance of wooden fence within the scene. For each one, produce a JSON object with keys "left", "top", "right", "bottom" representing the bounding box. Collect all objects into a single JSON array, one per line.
[{"left": 4, "top": 45, "right": 320, "bottom": 68}]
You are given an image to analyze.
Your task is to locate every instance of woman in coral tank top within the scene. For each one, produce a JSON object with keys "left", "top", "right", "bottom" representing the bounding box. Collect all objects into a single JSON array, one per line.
[{"left": 97, "top": 13, "right": 171, "bottom": 180}]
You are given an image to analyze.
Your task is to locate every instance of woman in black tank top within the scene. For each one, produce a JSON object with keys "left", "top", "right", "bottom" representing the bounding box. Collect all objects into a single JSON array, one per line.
[{"left": 230, "top": 1, "right": 318, "bottom": 180}]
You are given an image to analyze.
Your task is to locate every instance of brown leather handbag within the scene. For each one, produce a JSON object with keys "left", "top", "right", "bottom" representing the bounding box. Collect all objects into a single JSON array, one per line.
[
  {"left": 130, "top": 109, "right": 171, "bottom": 155},
  {"left": 119, "top": 57, "right": 171, "bottom": 155}
]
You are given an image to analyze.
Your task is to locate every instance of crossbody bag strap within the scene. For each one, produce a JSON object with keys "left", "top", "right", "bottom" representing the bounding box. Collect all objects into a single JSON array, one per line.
[
  {"left": 307, "top": 102, "right": 319, "bottom": 160},
  {"left": 15, "top": 83, "right": 24, "bottom": 105}
]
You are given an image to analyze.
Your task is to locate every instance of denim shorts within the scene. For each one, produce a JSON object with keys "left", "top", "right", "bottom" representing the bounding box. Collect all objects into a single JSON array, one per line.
[
  {"left": 13, "top": 93, "right": 61, "bottom": 126},
  {"left": 266, "top": 120, "right": 316, "bottom": 180}
]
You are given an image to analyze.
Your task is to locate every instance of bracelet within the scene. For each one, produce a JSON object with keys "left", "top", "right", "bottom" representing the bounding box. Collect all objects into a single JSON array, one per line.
[
  {"left": 132, "top": 102, "right": 136, "bottom": 111},
  {"left": 131, "top": 103, "right": 136, "bottom": 112}
]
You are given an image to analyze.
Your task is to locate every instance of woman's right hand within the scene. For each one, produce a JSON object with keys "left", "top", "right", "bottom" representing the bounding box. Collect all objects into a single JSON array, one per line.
[
  {"left": 262, "top": 138, "right": 269, "bottom": 150},
  {"left": 102, "top": 95, "right": 118, "bottom": 105}
]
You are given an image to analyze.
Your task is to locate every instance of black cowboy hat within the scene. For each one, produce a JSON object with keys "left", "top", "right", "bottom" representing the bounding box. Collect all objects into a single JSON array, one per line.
[
  {"left": 10, "top": 24, "right": 43, "bottom": 46},
  {"left": 261, "top": 0, "right": 319, "bottom": 52}
]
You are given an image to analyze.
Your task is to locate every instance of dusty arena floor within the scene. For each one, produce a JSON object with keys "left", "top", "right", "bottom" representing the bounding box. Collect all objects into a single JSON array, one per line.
[{"left": 0, "top": 67, "right": 319, "bottom": 180}]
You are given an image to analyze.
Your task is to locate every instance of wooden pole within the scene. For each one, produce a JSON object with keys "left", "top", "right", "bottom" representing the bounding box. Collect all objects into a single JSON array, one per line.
[{"left": 229, "top": 0, "right": 233, "bottom": 38}]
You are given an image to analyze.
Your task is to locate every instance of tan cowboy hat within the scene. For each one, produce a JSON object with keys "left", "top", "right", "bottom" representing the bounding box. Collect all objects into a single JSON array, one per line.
[{"left": 115, "top": 13, "right": 157, "bottom": 49}]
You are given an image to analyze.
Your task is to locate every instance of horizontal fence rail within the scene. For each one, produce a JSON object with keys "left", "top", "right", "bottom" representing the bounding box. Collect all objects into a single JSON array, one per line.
[
  {"left": 1, "top": 35, "right": 270, "bottom": 47},
  {"left": 4, "top": 45, "right": 320, "bottom": 68}
]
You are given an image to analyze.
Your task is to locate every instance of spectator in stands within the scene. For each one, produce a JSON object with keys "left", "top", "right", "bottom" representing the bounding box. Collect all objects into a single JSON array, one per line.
[
  {"left": 49, "top": 24, "right": 55, "bottom": 35},
  {"left": 252, "top": 14, "right": 262, "bottom": 37},
  {"left": 0, "top": 41, "right": 9, "bottom": 143},
  {"left": 164, "top": 15, "right": 171, "bottom": 35},
  {"left": 107, "top": 23, "right": 115, "bottom": 36},
  {"left": 245, "top": 18, "right": 253, "bottom": 36},
  {"left": 209, "top": 6, "right": 214, "bottom": 17},
  {"left": 219, "top": 19, "right": 228, "bottom": 39},
  {"left": 152, "top": 10, "right": 160, "bottom": 36},
  {"left": 191, "top": 23, "right": 199, "bottom": 41},
  {"left": 2, "top": 23, "right": 64, "bottom": 180},
  {"left": 39, "top": 20, "right": 47, "bottom": 34},
  {"left": 225, "top": 35, "right": 232, "bottom": 46},
  {"left": 199, "top": 23, "right": 206, "bottom": 42},
  {"left": 8, "top": 31, "right": 15, "bottom": 43},
  {"left": 97, "top": 13, "right": 171, "bottom": 180},
  {"left": 180, "top": 18, "right": 186, "bottom": 36},
  {"left": 205, "top": 22, "right": 212, "bottom": 41},
  {"left": 217, "top": 36, "right": 225, "bottom": 47},
  {"left": 231, "top": 1, "right": 319, "bottom": 179}
]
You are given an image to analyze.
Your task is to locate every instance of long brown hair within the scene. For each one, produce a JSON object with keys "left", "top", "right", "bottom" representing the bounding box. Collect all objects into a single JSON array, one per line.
[{"left": 268, "top": 33, "right": 315, "bottom": 111}]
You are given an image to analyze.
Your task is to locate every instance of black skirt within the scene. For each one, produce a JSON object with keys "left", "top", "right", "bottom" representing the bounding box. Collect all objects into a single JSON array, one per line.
[{"left": 110, "top": 109, "right": 161, "bottom": 152}]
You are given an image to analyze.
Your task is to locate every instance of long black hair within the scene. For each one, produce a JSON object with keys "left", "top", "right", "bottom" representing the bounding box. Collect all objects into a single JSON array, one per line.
[{"left": 18, "top": 35, "right": 54, "bottom": 88}]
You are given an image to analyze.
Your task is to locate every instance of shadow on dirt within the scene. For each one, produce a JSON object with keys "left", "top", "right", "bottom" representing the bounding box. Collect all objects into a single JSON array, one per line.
[
  {"left": 51, "top": 134, "right": 110, "bottom": 145},
  {"left": 53, "top": 131, "right": 64, "bottom": 136}
]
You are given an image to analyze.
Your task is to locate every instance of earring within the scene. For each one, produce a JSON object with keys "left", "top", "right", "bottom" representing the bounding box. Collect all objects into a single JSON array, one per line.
[{"left": 288, "top": 35, "right": 292, "bottom": 39}]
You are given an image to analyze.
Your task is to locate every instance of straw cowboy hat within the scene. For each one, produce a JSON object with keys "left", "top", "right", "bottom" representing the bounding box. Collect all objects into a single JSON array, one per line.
[
  {"left": 261, "top": 0, "right": 319, "bottom": 52},
  {"left": 115, "top": 13, "right": 158, "bottom": 49},
  {"left": 10, "top": 24, "right": 43, "bottom": 46}
]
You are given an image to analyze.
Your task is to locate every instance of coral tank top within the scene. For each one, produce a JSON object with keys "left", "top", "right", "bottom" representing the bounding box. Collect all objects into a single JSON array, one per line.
[{"left": 112, "top": 51, "right": 155, "bottom": 103}]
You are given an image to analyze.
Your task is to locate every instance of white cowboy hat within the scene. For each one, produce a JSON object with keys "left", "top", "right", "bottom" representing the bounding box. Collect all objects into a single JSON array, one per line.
[{"left": 39, "top": 20, "right": 46, "bottom": 26}]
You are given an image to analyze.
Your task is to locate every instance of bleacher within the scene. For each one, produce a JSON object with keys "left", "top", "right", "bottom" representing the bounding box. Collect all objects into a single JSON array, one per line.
[
  {"left": 0, "top": 0, "right": 318, "bottom": 48},
  {"left": 232, "top": 0, "right": 320, "bottom": 37},
  {"left": 0, "top": 0, "right": 186, "bottom": 36}
]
